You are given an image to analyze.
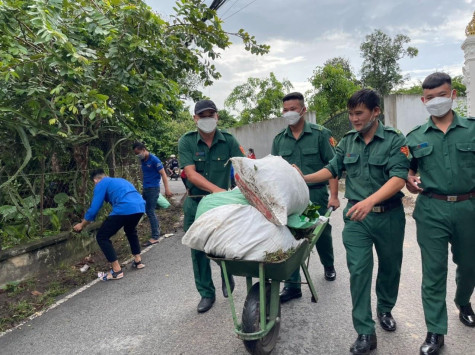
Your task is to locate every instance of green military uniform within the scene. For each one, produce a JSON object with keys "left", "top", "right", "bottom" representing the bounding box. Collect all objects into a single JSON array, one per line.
[
  {"left": 325, "top": 121, "right": 409, "bottom": 335},
  {"left": 272, "top": 120, "right": 336, "bottom": 289},
  {"left": 407, "top": 112, "right": 475, "bottom": 335},
  {"left": 178, "top": 129, "right": 244, "bottom": 298}
]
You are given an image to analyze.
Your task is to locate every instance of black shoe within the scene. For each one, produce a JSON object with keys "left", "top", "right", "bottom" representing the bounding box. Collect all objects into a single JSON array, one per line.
[
  {"left": 279, "top": 287, "right": 302, "bottom": 303},
  {"left": 197, "top": 297, "right": 215, "bottom": 313},
  {"left": 349, "top": 334, "right": 377, "bottom": 354},
  {"left": 377, "top": 312, "right": 396, "bottom": 331},
  {"left": 221, "top": 273, "right": 235, "bottom": 298},
  {"left": 457, "top": 303, "right": 475, "bottom": 327},
  {"left": 324, "top": 266, "right": 336, "bottom": 281},
  {"left": 420, "top": 332, "right": 444, "bottom": 355}
]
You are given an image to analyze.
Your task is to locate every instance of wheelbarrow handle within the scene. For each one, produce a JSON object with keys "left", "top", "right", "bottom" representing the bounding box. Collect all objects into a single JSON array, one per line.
[{"left": 325, "top": 206, "right": 333, "bottom": 217}]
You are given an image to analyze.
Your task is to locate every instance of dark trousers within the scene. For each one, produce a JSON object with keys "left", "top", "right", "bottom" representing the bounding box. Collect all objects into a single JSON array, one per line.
[{"left": 96, "top": 213, "right": 143, "bottom": 262}]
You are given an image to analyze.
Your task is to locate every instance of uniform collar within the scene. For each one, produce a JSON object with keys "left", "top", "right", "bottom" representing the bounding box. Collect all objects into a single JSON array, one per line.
[
  {"left": 424, "top": 111, "right": 468, "bottom": 133},
  {"left": 196, "top": 129, "right": 225, "bottom": 145},
  {"left": 285, "top": 120, "right": 312, "bottom": 138}
]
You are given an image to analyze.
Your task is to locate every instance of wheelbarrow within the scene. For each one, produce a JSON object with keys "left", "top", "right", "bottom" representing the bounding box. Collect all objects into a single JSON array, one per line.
[{"left": 208, "top": 208, "right": 333, "bottom": 355}]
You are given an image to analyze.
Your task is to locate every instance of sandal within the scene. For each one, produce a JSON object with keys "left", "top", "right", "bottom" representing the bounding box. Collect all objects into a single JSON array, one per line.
[
  {"left": 142, "top": 240, "right": 159, "bottom": 247},
  {"left": 98, "top": 269, "right": 123, "bottom": 281},
  {"left": 132, "top": 260, "right": 145, "bottom": 269}
]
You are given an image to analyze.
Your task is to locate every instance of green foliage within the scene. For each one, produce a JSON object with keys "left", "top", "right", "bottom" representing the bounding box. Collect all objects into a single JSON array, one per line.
[
  {"left": 391, "top": 84, "right": 423, "bottom": 95},
  {"left": 217, "top": 109, "right": 239, "bottom": 129},
  {"left": 360, "top": 30, "right": 418, "bottom": 96},
  {"left": 307, "top": 57, "right": 360, "bottom": 122},
  {"left": 452, "top": 75, "right": 466, "bottom": 96},
  {"left": 225, "top": 72, "right": 293, "bottom": 124},
  {"left": 0, "top": 0, "right": 269, "bottom": 248}
]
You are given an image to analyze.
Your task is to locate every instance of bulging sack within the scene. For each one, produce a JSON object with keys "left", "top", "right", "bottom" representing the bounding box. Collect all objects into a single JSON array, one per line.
[
  {"left": 231, "top": 155, "right": 309, "bottom": 225},
  {"left": 195, "top": 188, "right": 249, "bottom": 220},
  {"left": 182, "top": 204, "right": 304, "bottom": 261}
]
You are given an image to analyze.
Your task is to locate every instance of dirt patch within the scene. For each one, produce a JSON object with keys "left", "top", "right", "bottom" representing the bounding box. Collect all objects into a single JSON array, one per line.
[{"left": 0, "top": 200, "right": 184, "bottom": 333}]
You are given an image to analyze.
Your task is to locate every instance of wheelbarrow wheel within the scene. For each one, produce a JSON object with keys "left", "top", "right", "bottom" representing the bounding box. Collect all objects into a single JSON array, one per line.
[{"left": 242, "top": 282, "right": 281, "bottom": 355}]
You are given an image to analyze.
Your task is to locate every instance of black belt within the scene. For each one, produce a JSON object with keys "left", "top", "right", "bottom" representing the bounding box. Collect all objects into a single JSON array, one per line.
[
  {"left": 348, "top": 199, "right": 402, "bottom": 213},
  {"left": 421, "top": 191, "right": 475, "bottom": 202}
]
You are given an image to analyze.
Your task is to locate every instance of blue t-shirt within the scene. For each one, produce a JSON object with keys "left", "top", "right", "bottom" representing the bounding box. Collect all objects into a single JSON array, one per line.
[
  {"left": 141, "top": 153, "right": 163, "bottom": 188},
  {"left": 85, "top": 177, "right": 145, "bottom": 221}
]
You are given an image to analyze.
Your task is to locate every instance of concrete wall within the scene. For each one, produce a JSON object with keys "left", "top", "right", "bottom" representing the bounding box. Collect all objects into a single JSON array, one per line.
[
  {"left": 0, "top": 222, "right": 102, "bottom": 287},
  {"left": 384, "top": 95, "right": 467, "bottom": 135},
  {"left": 228, "top": 111, "right": 316, "bottom": 158}
]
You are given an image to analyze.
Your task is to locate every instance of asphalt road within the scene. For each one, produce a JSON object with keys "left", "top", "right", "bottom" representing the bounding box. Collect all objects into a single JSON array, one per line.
[{"left": 0, "top": 179, "right": 473, "bottom": 355}]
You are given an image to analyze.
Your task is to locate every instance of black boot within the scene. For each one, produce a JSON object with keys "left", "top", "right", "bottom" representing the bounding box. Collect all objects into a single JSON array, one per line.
[
  {"left": 377, "top": 312, "right": 396, "bottom": 331},
  {"left": 457, "top": 303, "right": 475, "bottom": 327},
  {"left": 197, "top": 296, "right": 215, "bottom": 313},
  {"left": 420, "top": 332, "right": 444, "bottom": 355},
  {"left": 324, "top": 265, "right": 336, "bottom": 281},
  {"left": 349, "top": 334, "right": 377, "bottom": 354},
  {"left": 279, "top": 287, "right": 302, "bottom": 303}
]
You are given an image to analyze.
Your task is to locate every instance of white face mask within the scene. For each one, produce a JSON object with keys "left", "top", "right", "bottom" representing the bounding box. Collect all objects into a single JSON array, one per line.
[
  {"left": 283, "top": 109, "right": 303, "bottom": 126},
  {"left": 424, "top": 94, "right": 453, "bottom": 117},
  {"left": 357, "top": 115, "right": 377, "bottom": 135},
  {"left": 197, "top": 117, "right": 217, "bottom": 133}
]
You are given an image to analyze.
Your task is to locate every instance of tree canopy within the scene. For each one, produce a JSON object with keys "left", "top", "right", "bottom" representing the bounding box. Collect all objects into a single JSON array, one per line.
[
  {"left": 224, "top": 72, "right": 293, "bottom": 125},
  {"left": 0, "top": 0, "right": 269, "bottom": 247},
  {"left": 360, "top": 29, "right": 418, "bottom": 96},
  {"left": 307, "top": 57, "right": 361, "bottom": 121}
]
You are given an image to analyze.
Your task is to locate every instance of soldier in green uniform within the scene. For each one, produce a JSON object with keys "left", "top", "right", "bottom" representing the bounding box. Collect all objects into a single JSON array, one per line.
[
  {"left": 271, "top": 92, "right": 340, "bottom": 303},
  {"left": 178, "top": 99, "right": 245, "bottom": 313},
  {"left": 406, "top": 72, "right": 475, "bottom": 355},
  {"left": 299, "top": 89, "right": 410, "bottom": 355}
]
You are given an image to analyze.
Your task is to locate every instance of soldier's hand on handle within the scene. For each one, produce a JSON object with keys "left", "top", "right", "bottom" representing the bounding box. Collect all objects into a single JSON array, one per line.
[{"left": 328, "top": 196, "right": 340, "bottom": 211}]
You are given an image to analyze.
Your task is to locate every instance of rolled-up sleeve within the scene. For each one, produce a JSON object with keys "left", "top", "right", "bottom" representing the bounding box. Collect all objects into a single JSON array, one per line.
[
  {"left": 178, "top": 135, "right": 195, "bottom": 169},
  {"left": 387, "top": 134, "right": 410, "bottom": 180},
  {"left": 325, "top": 140, "right": 345, "bottom": 178}
]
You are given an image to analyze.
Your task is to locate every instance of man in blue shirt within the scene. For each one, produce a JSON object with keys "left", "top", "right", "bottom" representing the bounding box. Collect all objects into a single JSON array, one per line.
[
  {"left": 73, "top": 169, "right": 146, "bottom": 280},
  {"left": 133, "top": 142, "right": 172, "bottom": 247}
]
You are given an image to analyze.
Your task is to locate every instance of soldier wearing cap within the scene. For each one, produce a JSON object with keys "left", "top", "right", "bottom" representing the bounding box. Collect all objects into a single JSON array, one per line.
[
  {"left": 406, "top": 72, "right": 475, "bottom": 355},
  {"left": 299, "top": 89, "right": 410, "bottom": 354},
  {"left": 178, "top": 99, "right": 245, "bottom": 313},
  {"left": 271, "top": 92, "right": 340, "bottom": 304}
]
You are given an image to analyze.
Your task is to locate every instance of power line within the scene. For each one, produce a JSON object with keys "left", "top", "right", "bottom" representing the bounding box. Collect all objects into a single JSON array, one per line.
[
  {"left": 220, "top": 0, "right": 240, "bottom": 17},
  {"left": 223, "top": 0, "right": 260, "bottom": 21}
]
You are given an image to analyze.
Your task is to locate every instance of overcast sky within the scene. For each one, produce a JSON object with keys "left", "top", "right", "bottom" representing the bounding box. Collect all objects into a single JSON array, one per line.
[{"left": 146, "top": 0, "right": 475, "bottom": 110}]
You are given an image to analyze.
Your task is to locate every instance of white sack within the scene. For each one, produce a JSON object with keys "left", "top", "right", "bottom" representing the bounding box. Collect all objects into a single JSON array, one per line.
[
  {"left": 231, "top": 155, "right": 309, "bottom": 225},
  {"left": 182, "top": 204, "right": 304, "bottom": 261}
]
